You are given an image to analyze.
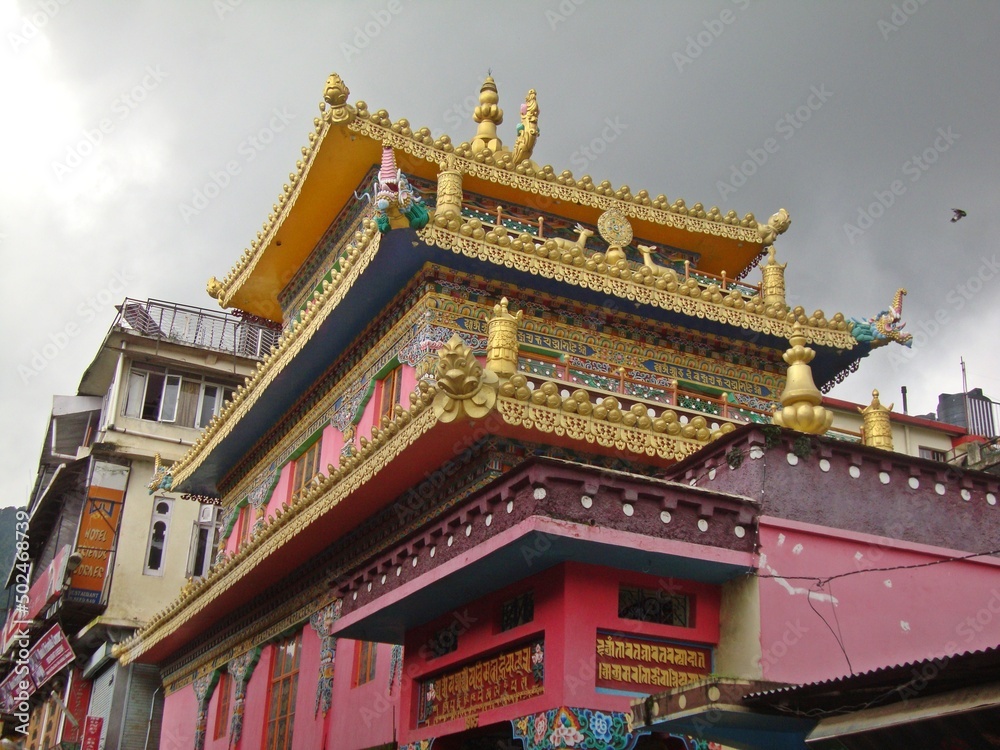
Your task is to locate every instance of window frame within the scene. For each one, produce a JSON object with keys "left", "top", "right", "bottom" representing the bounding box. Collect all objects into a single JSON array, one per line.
[
  {"left": 143, "top": 497, "right": 173, "bottom": 576},
  {"left": 122, "top": 365, "right": 237, "bottom": 427},
  {"left": 264, "top": 632, "right": 302, "bottom": 750},
  {"left": 290, "top": 438, "right": 323, "bottom": 500},
  {"left": 352, "top": 640, "right": 377, "bottom": 687},
  {"left": 214, "top": 671, "right": 231, "bottom": 740},
  {"left": 376, "top": 366, "right": 404, "bottom": 422}
]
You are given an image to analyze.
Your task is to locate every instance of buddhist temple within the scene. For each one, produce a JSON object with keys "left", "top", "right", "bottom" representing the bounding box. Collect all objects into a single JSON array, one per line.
[{"left": 107, "top": 73, "right": 1000, "bottom": 750}]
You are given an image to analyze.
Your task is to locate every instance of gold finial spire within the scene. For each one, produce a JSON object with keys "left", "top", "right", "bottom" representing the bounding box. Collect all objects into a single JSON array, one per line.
[
  {"left": 486, "top": 297, "right": 523, "bottom": 377},
  {"left": 761, "top": 245, "right": 788, "bottom": 309},
  {"left": 471, "top": 75, "right": 504, "bottom": 155},
  {"left": 772, "top": 323, "right": 833, "bottom": 434},
  {"left": 859, "top": 389, "right": 894, "bottom": 450}
]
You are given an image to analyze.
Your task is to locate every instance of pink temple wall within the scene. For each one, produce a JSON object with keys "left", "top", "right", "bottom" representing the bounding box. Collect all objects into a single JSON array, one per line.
[
  {"left": 398, "top": 562, "right": 721, "bottom": 746},
  {"left": 161, "top": 682, "right": 197, "bottom": 750},
  {"left": 324, "top": 639, "right": 399, "bottom": 749},
  {"left": 757, "top": 518, "right": 1000, "bottom": 684}
]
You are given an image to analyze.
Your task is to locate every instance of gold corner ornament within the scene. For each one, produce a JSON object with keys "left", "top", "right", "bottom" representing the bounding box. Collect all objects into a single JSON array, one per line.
[
  {"left": 511, "top": 88, "right": 539, "bottom": 165},
  {"left": 206, "top": 276, "right": 224, "bottom": 301},
  {"left": 323, "top": 72, "right": 355, "bottom": 125},
  {"left": 757, "top": 208, "right": 791, "bottom": 246},
  {"left": 859, "top": 389, "right": 894, "bottom": 450},
  {"left": 486, "top": 297, "right": 523, "bottom": 378},
  {"left": 432, "top": 335, "right": 499, "bottom": 422},
  {"left": 471, "top": 75, "right": 504, "bottom": 155},
  {"left": 772, "top": 323, "right": 833, "bottom": 435}
]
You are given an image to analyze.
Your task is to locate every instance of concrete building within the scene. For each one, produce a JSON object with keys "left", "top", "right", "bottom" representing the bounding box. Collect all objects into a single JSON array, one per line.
[{"left": 0, "top": 298, "right": 276, "bottom": 748}]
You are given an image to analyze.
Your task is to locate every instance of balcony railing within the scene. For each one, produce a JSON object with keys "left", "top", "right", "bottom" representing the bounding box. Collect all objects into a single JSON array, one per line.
[{"left": 113, "top": 298, "right": 280, "bottom": 360}]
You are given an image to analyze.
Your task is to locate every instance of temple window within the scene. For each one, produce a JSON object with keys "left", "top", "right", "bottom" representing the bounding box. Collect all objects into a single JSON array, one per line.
[
  {"left": 500, "top": 590, "right": 534, "bottom": 632},
  {"left": 214, "top": 671, "right": 231, "bottom": 739},
  {"left": 353, "top": 641, "right": 377, "bottom": 686},
  {"left": 237, "top": 504, "right": 254, "bottom": 550},
  {"left": 291, "top": 437, "right": 323, "bottom": 500},
  {"left": 618, "top": 585, "right": 691, "bottom": 627},
  {"left": 143, "top": 498, "right": 172, "bottom": 575},
  {"left": 188, "top": 504, "right": 222, "bottom": 578},
  {"left": 265, "top": 632, "right": 302, "bottom": 750},
  {"left": 376, "top": 365, "right": 404, "bottom": 422}
]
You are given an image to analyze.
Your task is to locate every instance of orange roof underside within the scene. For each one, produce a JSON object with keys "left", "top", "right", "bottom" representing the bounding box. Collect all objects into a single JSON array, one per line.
[{"left": 227, "top": 126, "right": 762, "bottom": 321}]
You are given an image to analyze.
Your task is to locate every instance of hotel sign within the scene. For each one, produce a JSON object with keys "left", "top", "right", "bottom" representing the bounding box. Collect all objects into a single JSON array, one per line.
[
  {"left": 417, "top": 640, "right": 544, "bottom": 727},
  {"left": 66, "top": 460, "right": 128, "bottom": 605},
  {"left": 596, "top": 632, "right": 711, "bottom": 692}
]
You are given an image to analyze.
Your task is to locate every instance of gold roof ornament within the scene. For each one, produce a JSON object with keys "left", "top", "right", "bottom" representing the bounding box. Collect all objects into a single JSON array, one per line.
[
  {"left": 772, "top": 322, "right": 833, "bottom": 434},
  {"left": 471, "top": 75, "right": 504, "bottom": 156},
  {"left": 511, "top": 88, "right": 539, "bottom": 165},
  {"left": 859, "top": 389, "right": 894, "bottom": 451},
  {"left": 432, "top": 334, "right": 499, "bottom": 422},
  {"left": 598, "top": 208, "right": 633, "bottom": 266}
]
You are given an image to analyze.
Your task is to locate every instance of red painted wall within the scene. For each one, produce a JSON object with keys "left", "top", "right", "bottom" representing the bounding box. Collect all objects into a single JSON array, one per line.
[
  {"left": 399, "top": 562, "right": 721, "bottom": 746},
  {"left": 758, "top": 519, "right": 1000, "bottom": 684},
  {"left": 324, "top": 639, "right": 399, "bottom": 749},
  {"left": 160, "top": 682, "right": 197, "bottom": 750},
  {"left": 290, "top": 625, "right": 325, "bottom": 750}
]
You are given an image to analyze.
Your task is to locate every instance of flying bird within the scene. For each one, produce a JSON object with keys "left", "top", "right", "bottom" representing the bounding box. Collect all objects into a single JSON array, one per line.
[{"left": 951, "top": 209, "right": 967, "bottom": 223}]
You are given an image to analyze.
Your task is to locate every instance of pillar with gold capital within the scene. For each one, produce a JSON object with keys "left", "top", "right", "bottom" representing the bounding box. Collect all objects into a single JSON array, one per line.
[
  {"left": 486, "top": 297, "right": 523, "bottom": 377},
  {"left": 859, "top": 389, "right": 894, "bottom": 450}
]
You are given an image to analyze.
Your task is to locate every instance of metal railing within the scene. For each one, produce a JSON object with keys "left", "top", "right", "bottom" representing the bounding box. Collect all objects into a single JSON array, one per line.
[{"left": 113, "top": 298, "right": 280, "bottom": 360}]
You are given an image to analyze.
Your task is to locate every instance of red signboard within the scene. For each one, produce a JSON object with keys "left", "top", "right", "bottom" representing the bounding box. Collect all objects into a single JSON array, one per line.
[
  {"left": 0, "top": 665, "right": 34, "bottom": 713},
  {"left": 82, "top": 715, "right": 103, "bottom": 750},
  {"left": 2, "top": 544, "right": 70, "bottom": 655},
  {"left": 61, "top": 667, "right": 92, "bottom": 742},
  {"left": 27, "top": 624, "right": 75, "bottom": 692},
  {"left": 596, "top": 631, "right": 712, "bottom": 692},
  {"left": 418, "top": 640, "right": 544, "bottom": 727},
  {"left": 67, "top": 460, "right": 128, "bottom": 605}
]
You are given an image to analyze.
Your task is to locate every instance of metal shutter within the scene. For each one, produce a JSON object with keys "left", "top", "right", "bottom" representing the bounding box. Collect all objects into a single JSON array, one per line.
[
  {"left": 119, "top": 664, "right": 163, "bottom": 749},
  {"left": 89, "top": 664, "right": 115, "bottom": 749}
]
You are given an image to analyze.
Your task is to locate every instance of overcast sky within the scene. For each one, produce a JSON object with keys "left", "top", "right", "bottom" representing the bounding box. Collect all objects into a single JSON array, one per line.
[{"left": 2, "top": 0, "right": 999, "bottom": 508}]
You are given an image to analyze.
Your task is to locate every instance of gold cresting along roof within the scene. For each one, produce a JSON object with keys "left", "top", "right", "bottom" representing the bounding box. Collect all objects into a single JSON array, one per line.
[{"left": 209, "top": 72, "right": 786, "bottom": 312}]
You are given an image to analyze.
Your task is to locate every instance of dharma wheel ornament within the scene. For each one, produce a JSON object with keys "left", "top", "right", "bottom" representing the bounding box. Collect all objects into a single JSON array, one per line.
[{"left": 598, "top": 209, "right": 633, "bottom": 266}]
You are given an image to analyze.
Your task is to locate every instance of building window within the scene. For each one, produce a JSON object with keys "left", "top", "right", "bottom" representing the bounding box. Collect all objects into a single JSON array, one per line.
[
  {"left": 188, "top": 504, "right": 222, "bottom": 579},
  {"left": 214, "top": 671, "right": 231, "bottom": 739},
  {"left": 144, "top": 498, "right": 172, "bottom": 575},
  {"left": 377, "top": 366, "right": 403, "bottom": 422},
  {"left": 123, "top": 366, "right": 235, "bottom": 428},
  {"left": 291, "top": 439, "right": 322, "bottom": 499},
  {"left": 500, "top": 590, "right": 534, "bottom": 632},
  {"left": 353, "top": 641, "right": 377, "bottom": 686},
  {"left": 618, "top": 585, "right": 691, "bottom": 627},
  {"left": 265, "top": 632, "right": 301, "bottom": 750},
  {"left": 919, "top": 446, "right": 948, "bottom": 462}
]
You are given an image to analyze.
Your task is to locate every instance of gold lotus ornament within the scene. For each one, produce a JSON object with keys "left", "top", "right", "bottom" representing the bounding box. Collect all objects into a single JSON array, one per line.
[{"left": 433, "top": 335, "right": 499, "bottom": 422}]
